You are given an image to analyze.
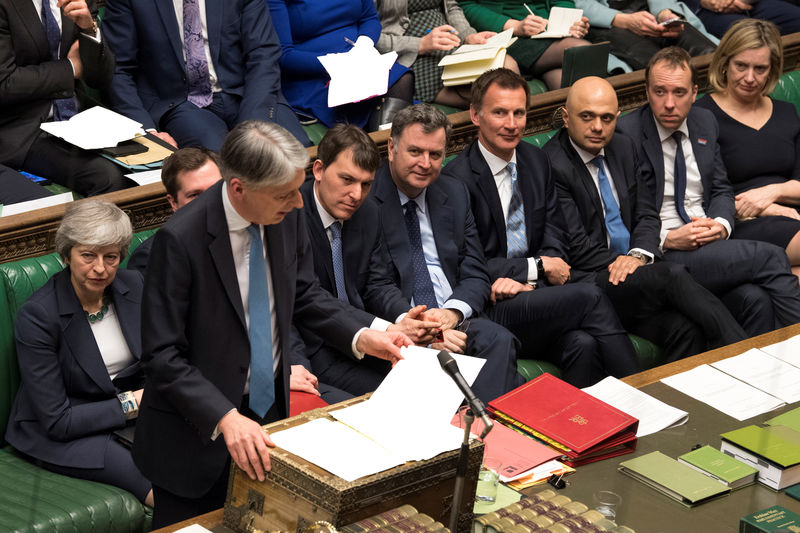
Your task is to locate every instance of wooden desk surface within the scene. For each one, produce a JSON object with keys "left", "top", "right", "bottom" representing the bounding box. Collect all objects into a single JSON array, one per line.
[{"left": 151, "top": 325, "right": 800, "bottom": 533}]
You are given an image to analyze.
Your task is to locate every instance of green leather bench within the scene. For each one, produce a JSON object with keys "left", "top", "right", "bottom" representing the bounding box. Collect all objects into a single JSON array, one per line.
[{"left": 0, "top": 230, "right": 156, "bottom": 533}]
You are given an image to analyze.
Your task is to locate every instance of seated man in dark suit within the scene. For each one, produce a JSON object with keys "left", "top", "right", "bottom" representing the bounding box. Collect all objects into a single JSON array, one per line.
[
  {"left": 442, "top": 69, "right": 639, "bottom": 387},
  {"left": 127, "top": 147, "right": 222, "bottom": 273},
  {"left": 0, "top": 0, "right": 132, "bottom": 197},
  {"left": 617, "top": 47, "right": 800, "bottom": 334},
  {"left": 102, "top": 0, "right": 310, "bottom": 152},
  {"left": 543, "top": 75, "right": 746, "bottom": 361},
  {"left": 298, "top": 124, "right": 442, "bottom": 402}
]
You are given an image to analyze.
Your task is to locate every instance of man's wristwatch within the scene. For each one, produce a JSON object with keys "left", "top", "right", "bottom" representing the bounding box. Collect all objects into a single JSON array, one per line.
[
  {"left": 627, "top": 250, "right": 648, "bottom": 264},
  {"left": 534, "top": 256, "right": 545, "bottom": 279},
  {"left": 118, "top": 391, "right": 139, "bottom": 420}
]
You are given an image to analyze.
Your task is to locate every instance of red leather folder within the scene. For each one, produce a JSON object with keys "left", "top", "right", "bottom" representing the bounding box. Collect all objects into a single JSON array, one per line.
[{"left": 488, "top": 373, "right": 638, "bottom": 466}]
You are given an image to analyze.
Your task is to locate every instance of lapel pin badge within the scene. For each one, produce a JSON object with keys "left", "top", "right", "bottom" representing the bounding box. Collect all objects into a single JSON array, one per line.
[{"left": 697, "top": 138, "right": 707, "bottom": 145}]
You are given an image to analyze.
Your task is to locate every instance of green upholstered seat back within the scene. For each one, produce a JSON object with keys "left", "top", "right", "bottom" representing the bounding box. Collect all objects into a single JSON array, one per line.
[
  {"left": 0, "top": 229, "right": 156, "bottom": 445},
  {"left": 771, "top": 69, "right": 800, "bottom": 115}
]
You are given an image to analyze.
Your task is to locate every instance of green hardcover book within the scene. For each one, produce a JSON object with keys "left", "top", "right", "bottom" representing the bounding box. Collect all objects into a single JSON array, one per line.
[
  {"left": 618, "top": 451, "right": 730, "bottom": 507},
  {"left": 740, "top": 505, "right": 800, "bottom": 533},
  {"left": 720, "top": 425, "right": 800, "bottom": 490},
  {"left": 678, "top": 445, "right": 758, "bottom": 489},
  {"left": 766, "top": 407, "right": 800, "bottom": 433}
]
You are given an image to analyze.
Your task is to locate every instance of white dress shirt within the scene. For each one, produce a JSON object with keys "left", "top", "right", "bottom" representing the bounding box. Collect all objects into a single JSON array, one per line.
[
  {"left": 654, "top": 118, "right": 731, "bottom": 248},
  {"left": 569, "top": 139, "right": 654, "bottom": 262},
  {"left": 398, "top": 189, "right": 473, "bottom": 321},
  {"left": 477, "top": 141, "right": 541, "bottom": 282}
]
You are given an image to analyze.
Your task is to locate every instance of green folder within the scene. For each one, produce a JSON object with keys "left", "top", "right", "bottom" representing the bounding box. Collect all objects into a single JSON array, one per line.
[
  {"left": 618, "top": 451, "right": 730, "bottom": 507},
  {"left": 766, "top": 406, "right": 800, "bottom": 433},
  {"left": 678, "top": 446, "right": 757, "bottom": 489}
]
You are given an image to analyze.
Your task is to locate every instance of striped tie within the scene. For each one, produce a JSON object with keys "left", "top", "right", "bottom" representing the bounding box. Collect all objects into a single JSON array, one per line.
[{"left": 505, "top": 162, "right": 527, "bottom": 258}]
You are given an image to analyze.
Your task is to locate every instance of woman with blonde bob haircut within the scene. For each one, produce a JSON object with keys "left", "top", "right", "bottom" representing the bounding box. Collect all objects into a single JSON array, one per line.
[
  {"left": 5, "top": 200, "right": 153, "bottom": 505},
  {"left": 696, "top": 19, "right": 800, "bottom": 281}
]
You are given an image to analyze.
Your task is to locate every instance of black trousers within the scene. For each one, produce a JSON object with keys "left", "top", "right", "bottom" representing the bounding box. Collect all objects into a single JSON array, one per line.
[{"left": 587, "top": 23, "right": 716, "bottom": 70}]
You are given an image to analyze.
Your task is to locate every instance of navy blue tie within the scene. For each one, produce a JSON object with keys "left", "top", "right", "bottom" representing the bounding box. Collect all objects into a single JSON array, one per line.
[
  {"left": 246, "top": 224, "right": 274, "bottom": 418},
  {"left": 672, "top": 131, "right": 692, "bottom": 224},
  {"left": 329, "top": 221, "right": 349, "bottom": 303},
  {"left": 591, "top": 155, "right": 630, "bottom": 255},
  {"left": 403, "top": 201, "right": 438, "bottom": 309},
  {"left": 41, "top": 1, "right": 77, "bottom": 121}
]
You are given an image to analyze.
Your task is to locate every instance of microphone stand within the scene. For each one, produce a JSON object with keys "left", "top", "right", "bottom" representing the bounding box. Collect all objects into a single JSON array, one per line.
[{"left": 449, "top": 408, "right": 493, "bottom": 533}]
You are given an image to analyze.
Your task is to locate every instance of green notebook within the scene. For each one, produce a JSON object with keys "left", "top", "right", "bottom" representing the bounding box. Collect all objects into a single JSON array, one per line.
[
  {"left": 766, "top": 407, "right": 800, "bottom": 433},
  {"left": 721, "top": 425, "right": 800, "bottom": 469},
  {"left": 678, "top": 446, "right": 757, "bottom": 489},
  {"left": 618, "top": 451, "right": 730, "bottom": 507},
  {"left": 741, "top": 505, "right": 800, "bottom": 533}
]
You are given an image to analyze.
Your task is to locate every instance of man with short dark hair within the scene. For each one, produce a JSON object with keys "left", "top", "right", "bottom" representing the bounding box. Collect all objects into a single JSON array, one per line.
[
  {"left": 134, "top": 121, "right": 410, "bottom": 528},
  {"left": 297, "top": 124, "right": 441, "bottom": 402},
  {"left": 443, "top": 69, "right": 640, "bottom": 387},
  {"left": 543, "top": 75, "right": 746, "bottom": 360},
  {"left": 618, "top": 47, "right": 800, "bottom": 334},
  {"left": 126, "top": 147, "right": 222, "bottom": 272}
]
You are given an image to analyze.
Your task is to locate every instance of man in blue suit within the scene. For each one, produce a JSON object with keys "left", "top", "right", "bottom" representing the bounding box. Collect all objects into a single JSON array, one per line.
[
  {"left": 102, "top": 0, "right": 310, "bottom": 151},
  {"left": 617, "top": 47, "right": 800, "bottom": 334}
]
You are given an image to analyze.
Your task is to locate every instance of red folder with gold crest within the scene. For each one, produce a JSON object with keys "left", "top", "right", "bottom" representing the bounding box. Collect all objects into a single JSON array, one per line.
[{"left": 488, "top": 373, "right": 638, "bottom": 466}]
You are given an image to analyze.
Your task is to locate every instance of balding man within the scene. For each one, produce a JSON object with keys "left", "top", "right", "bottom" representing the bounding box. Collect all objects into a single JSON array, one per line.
[{"left": 542, "top": 76, "right": 745, "bottom": 361}]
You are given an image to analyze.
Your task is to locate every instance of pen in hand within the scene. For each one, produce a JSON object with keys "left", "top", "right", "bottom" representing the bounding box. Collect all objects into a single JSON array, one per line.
[
  {"left": 523, "top": 3, "right": 535, "bottom": 15},
  {"left": 344, "top": 36, "right": 356, "bottom": 46}
]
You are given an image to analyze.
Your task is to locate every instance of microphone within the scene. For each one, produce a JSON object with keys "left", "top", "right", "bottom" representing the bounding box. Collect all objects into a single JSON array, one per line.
[{"left": 437, "top": 350, "right": 494, "bottom": 439}]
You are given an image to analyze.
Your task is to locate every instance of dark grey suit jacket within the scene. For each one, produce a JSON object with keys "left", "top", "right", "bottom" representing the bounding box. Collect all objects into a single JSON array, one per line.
[{"left": 5, "top": 268, "right": 143, "bottom": 469}]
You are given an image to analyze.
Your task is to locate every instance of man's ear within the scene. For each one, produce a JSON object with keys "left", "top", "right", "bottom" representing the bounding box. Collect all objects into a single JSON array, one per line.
[
  {"left": 312, "top": 159, "right": 324, "bottom": 183},
  {"left": 560, "top": 106, "right": 569, "bottom": 129},
  {"left": 469, "top": 105, "right": 480, "bottom": 127},
  {"left": 166, "top": 194, "right": 178, "bottom": 212}
]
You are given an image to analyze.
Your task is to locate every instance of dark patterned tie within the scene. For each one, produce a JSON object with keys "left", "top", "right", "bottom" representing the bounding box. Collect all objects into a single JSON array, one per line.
[
  {"left": 403, "top": 201, "right": 438, "bottom": 309},
  {"left": 672, "top": 131, "right": 692, "bottom": 224},
  {"left": 329, "top": 221, "right": 349, "bottom": 303},
  {"left": 591, "top": 155, "right": 630, "bottom": 255},
  {"left": 41, "top": 0, "right": 77, "bottom": 120},
  {"left": 246, "top": 224, "right": 274, "bottom": 418},
  {"left": 183, "top": 0, "right": 213, "bottom": 108},
  {"left": 505, "top": 162, "right": 527, "bottom": 258}
]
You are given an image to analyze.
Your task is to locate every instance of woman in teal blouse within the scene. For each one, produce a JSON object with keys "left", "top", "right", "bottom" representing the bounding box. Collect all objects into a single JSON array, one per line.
[{"left": 459, "top": 0, "right": 590, "bottom": 89}]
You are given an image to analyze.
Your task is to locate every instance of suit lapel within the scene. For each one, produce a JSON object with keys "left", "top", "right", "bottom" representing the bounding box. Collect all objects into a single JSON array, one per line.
[
  {"left": 205, "top": 0, "right": 222, "bottom": 69},
  {"left": 56, "top": 271, "right": 116, "bottom": 395},
  {"left": 687, "top": 111, "right": 712, "bottom": 193},
  {"left": 207, "top": 187, "right": 246, "bottom": 329},
  {"left": 426, "top": 183, "right": 457, "bottom": 286},
  {"left": 561, "top": 132, "right": 608, "bottom": 238},
  {"left": 265, "top": 223, "right": 290, "bottom": 356},
  {"left": 154, "top": 0, "right": 185, "bottom": 69},
  {"left": 471, "top": 145, "right": 508, "bottom": 256},
  {"left": 373, "top": 166, "right": 414, "bottom": 300},
  {"left": 303, "top": 192, "right": 336, "bottom": 292},
  {"left": 342, "top": 221, "right": 364, "bottom": 307},
  {"left": 640, "top": 109, "right": 667, "bottom": 208},
  {"left": 14, "top": 0, "right": 52, "bottom": 60},
  {"left": 605, "top": 148, "right": 633, "bottom": 229},
  {"left": 111, "top": 275, "right": 141, "bottom": 361}
]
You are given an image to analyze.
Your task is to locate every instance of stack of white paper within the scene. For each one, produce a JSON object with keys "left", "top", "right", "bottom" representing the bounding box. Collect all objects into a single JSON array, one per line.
[
  {"left": 0, "top": 192, "right": 73, "bottom": 217},
  {"left": 318, "top": 36, "right": 398, "bottom": 107},
  {"left": 271, "top": 346, "right": 485, "bottom": 481},
  {"left": 582, "top": 376, "right": 688, "bottom": 437},
  {"left": 40, "top": 106, "right": 144, "bottom": 150},
  {"left": 759, "top": 336, "right": 800, "bottom": 369}
]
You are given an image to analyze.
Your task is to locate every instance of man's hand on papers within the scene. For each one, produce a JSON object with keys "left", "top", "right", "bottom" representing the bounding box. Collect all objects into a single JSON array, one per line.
[
  {"left": 59, "top": 0, "right": 94, "bottom": 32},
  {"left": 542, "top": 256, "right": 571, "bottom": 285},
  {"left": 568, "top": 17, "right": 590, "bottom": 39},
  {"left": 290, "top": 365, "right": 320, "bottom": 396},
  {"left": 149, "top": 130, "right": 179, "bottom": 148},
  {"left": 607, "top": 255, "right": 644, "bottom": 286},
  {"left": 67, "top": 40, "right": 83, "bottom": 79},
  {"left": 490, "top": 277, "right": 533, "bottom": 304},
  {"left": 219, "top": 410, "right": 275, "bottom": 482},
  {"left": 464, "top": 31, "right": 496, "bottom": 45},
  {"left": 356, "top": 329, "right": 411, "bottom": 366},
  {"left": 505, "top": 14, "right": 548, "bottom": 37},
  {"left": 419, "top": 25, "right": 461, "bottom": 54},
  {"left": 388, "top": 305, "right": 441, "bottom": 345},
  {"left": 431, "top": 328, "right": 467, "bottom": 354}
]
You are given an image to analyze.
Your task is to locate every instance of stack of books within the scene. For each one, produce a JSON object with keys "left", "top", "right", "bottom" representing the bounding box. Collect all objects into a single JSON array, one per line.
[
  {"left": 473, "top": 489, "right": 635, "bottom": 533},
  {"left": 677, "top": 445, "right": 758, "bottom": 490},
  {"left": 340, "top": 505, "right": 445, "bottom": 533},
  {"left": 488, "top": 374, "right": 638, "bottom": 466}
]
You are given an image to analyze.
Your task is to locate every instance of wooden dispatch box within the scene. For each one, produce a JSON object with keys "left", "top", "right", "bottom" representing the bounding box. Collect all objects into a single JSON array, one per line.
[{"left": 223, "top": 396, "right": 484, "bottom": 533}]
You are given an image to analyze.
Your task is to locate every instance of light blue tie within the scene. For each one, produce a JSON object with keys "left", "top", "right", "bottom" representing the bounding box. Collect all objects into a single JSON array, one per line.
[
  {"left": 591, "top": 155, "right": 630, "bottom": 256},
  {"left": 505, "top": 162, "right": 527, "bottom": 259},
  {"left": 329, "top": 221, "right": 349, "bottom": 303},
  {"left": 246, "top": 224, "right": 274, "bottom": 418}
]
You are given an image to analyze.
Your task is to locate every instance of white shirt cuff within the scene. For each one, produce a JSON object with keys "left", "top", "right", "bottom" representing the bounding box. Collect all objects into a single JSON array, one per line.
[
  {"left": 629, "top": 247, "right": 654, "bottom": 264},
  {"left": 526, "top": 257, "right": 539, "bottom": 282},
  {"left": 211, "top": 407, "right": 238, "bottom": 440},
  {"left": 351, "top": 327, "right": 368, "bottom": 360},
  {"left": 370, "top": 317, "right": 392, "bottom": 331},
  {"left": 442, "top": 300, "right": 472, "bottom": 321},
  {"left": 715, "top": 217, "right": 732, "bottom": 239}
]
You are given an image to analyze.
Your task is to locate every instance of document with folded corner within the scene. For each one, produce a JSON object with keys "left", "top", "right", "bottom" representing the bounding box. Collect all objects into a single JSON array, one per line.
[
  {"left": 318, "top": 36, "right": 398, "bottom": 107},
  {"left": 40, "top": 106, "right": 145, "bottom": 150},
  {"left": 439, "top": 29, "right": 517, "bottom": 87},
  {"left": 531, "top": 7, "right": 583, "bottom": 39}
]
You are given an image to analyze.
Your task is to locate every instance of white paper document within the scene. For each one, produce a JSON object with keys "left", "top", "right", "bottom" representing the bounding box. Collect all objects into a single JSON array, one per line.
[
  {"left": 125, "top": 169, "right": 162, "bottom": 186},
  {"left": 40, "top": 106, "right": 145, "bottom": 150},
  {"left": 318, "top": 36, "right": 398, "bottom": 107},
  {"left": 531, "top": 7, "right": 583, "bottom": 39},
  {"left": 438, "top": 29, "right": 517, "bottom": 65},
  {"left": 759, "top": 335, "right": 800, "bottom": 369},
  {"left": 271, "top": 346, "right": 485, "bottom": 481},
  {"left": 711, "top": 348, "right": 800, "bottom": 404},
  {"left": 0, "top": 192, "right": 73, "bottom": 217},
  {"left": 661, "top": 364, "right": 785, "bottom": 421},
  {"left": 582, "top": 376, "right": 688, "bottom": 437},
  {"left": 173, "top": 525, "right": 213, "bottom": 533}
]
